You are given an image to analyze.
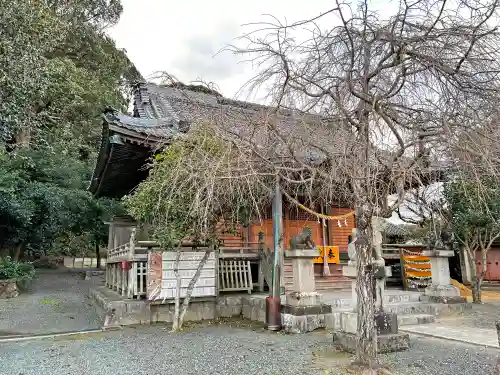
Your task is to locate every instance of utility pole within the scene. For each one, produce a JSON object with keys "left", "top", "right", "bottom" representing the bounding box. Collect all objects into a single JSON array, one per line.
[{"left": 266, "top": 176, "right": 282, "bottom": 330}]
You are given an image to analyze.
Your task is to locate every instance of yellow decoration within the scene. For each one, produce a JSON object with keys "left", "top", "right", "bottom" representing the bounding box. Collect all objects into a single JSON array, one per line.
[
  {"left": 313, "top": 246, "right": 340, "bottom": 264},
  {"left": 282, "top": 191, "right": 355, "bottom": 221}
]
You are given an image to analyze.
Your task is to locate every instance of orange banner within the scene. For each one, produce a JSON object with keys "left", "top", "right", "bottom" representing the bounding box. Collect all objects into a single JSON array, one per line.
[{"left": 313, "top": 246, "right": 340, "bottom": 264}]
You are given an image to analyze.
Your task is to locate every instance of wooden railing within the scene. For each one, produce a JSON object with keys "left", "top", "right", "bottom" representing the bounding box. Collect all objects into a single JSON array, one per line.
[
  {"left": 105, "top": 260, "right": 147, "bottom": 299},
  {"left": 105, "top": 233, "right": 149, "bottom": 299},
  {"left": 218, "top": 259, "right": 253, "bottom": 293}
]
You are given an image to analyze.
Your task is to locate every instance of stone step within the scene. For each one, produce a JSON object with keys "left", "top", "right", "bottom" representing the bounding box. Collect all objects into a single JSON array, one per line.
[
  {"left": 397, "top": 313, "right": 435, "bottom": 326},
  {"left": 384, "top": 301, "right": 470, "bottom": 316},
  {"left": 326, "top": 292, "right": 423, "bottom": 309}
]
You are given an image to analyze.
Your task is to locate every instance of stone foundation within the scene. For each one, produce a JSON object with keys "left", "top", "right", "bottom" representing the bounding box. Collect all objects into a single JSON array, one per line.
[
  {"left": 0, "top": 279, "right": 19, "bottom": 299},
  {"left": 333, "top": 331, "right": 410, "bottom": 354},
  {"left": 90, "top": 286, "right": 244, "bottom": 327},
  {"left": 282, "top": 313, "right": 327, "bottom": 334}
]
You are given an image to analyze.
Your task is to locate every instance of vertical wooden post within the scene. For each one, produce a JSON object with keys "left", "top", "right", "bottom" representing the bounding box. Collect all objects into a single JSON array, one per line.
[
  {"left": 321, "top": 203, "right": 331, "bottom": 277},
  {"left": 128, "top": 262, "right": 136, "bottom": 299},
  {"left": 121, "top": 267, "right": 126, "bottom": 296},
  {"left": 258, "top": 232, "right": 265, "bottom": 292},
  {"left": 214, "top": 244, "right": 220, "bottom": 297},
  {"left": 129, "top": 228, "right": 136, "bottom": 260},
  {"left": 400, "top": 248, "right": 407, "bottom": 290}
]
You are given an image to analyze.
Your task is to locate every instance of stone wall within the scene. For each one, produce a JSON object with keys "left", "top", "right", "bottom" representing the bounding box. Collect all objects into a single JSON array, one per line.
[
  {"left": 0, "top": 279, "right": 19, "bottom": 298},
  {"left": 90, "top": 286, "right": 245, "bottom": 326},
  {"left": 242, "top": 295, "right": 266, "bottom": 323}
]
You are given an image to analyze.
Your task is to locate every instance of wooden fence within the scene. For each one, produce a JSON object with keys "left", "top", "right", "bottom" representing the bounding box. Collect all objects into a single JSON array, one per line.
[
  {"left": 219, "top": 259, "right": 253, "bottom": 294},
  {"left": 63, "top": 256, "right": 106, "bottom": 268}
]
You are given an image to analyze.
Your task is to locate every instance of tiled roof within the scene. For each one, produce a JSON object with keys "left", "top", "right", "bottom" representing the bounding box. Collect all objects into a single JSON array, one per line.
[
  {"left": 107, "top": 82, "right": 352, "bottom": 163},
  {"left": 380, "top": 220, "right": 415, "bottom": 237}
]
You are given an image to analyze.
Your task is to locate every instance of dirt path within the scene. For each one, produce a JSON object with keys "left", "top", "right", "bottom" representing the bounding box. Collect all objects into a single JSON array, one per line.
[{"left": 0, "top": 269, "right": 102, "bottom": 336}]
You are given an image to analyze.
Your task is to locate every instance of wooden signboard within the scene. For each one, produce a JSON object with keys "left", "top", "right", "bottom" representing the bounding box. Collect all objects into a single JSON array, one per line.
[
  {"left": 147, "top": 251, "right": 216, "bottom": 301},
  {"left": 147, "top": 251, "right": 163, "bottom": 301},
  {"left": 313, "top": 246, "right": 340, "bottom": 264}
]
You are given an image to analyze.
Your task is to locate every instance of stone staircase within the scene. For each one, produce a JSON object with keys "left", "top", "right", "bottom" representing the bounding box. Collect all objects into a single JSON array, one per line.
[{"left": 324, "top": 289, "right": 471, "bottom": 329}]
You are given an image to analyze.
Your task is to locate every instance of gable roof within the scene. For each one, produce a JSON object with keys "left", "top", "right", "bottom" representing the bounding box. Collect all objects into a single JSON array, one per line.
[{"left": 90, "top": 82, "right": 443, "bottom": 198}]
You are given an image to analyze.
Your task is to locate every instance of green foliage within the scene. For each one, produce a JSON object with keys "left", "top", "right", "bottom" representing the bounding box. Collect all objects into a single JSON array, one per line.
[
  {"left": 444, "top": 177, "right": 500, "bottom": 248},
  {"left": 0, "top": 257, "right": 35, "bottom": 281},
  {"left": 124, "top": 130, "right": 271, "bottom": 249},
  {"left": 0, "top": 0, "right": 136, "bottom": 257}
]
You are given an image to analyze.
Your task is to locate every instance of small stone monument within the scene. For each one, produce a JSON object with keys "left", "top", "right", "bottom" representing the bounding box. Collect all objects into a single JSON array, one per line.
[
  {"left": 333, "top": 223, "right": 409, "bottom": 353},
  {"left": 281, "top": 228, "right": 332, "bottom": 333},
  {"left": 102, "top": 308, "right": 122, "bottom": 331},
  {"left": 421, "top": 249, "right": 465, "bottom": 303}
]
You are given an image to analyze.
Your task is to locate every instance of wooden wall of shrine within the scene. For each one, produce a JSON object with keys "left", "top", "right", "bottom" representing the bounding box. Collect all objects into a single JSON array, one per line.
[{"left": 217, "top": 202, "right": 355, "bottom": 253}]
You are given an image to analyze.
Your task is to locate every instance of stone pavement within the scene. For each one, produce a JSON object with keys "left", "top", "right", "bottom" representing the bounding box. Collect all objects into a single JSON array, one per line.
[{"left": 401, "top": 323, "right": 499, "bottom": 348}]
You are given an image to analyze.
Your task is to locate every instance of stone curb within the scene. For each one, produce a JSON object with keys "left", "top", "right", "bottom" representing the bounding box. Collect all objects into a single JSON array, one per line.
[
  {"left": 400, "top": 328, "right": 500, "bottom": 349},
  {"left": 0, "top": 329, "right": 104, "bottom": 343}
]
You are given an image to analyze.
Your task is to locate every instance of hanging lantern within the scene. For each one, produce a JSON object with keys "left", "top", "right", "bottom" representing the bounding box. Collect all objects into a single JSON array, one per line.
[{"left": 121, "top": 261, "right": 132, "bottom": 270}]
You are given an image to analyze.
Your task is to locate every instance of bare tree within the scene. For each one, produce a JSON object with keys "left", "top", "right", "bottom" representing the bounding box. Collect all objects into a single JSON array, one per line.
[
  {"left": 219, "top": 0, "right": 500, "bottom": 365},
  {"left": 126, "top": 1, "right": 500, "bottom": 366}
]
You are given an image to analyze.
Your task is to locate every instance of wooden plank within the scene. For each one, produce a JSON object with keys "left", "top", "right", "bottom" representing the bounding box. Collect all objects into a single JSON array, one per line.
[
  {"left": 163, "top": 251, "right": 215, "bottom": 261},
  {"left": 246, "top": 260, "right": 252, "bottom": 293},
  {"left": 161, "top": 278, "right": 216, "bottom": 289},
  {"left": 157, "top": 286, "right": 216, "bottom": 299},
  {"left": 162, "top": 269, "right": 214, "bottom": 279},
  {"left": 219, "top": 253, "right": 259, "bottom": 259},
  {"left": 162, "top": 259, "right": 216, "bottom": 270}
]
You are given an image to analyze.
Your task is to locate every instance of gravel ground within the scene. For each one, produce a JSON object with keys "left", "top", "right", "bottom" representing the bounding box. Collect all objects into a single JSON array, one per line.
[
  {"left": 0, "top": 324, "right": 497, "bottom": 375},
  {"left": 0, "top": 269, "right": 101, "bottom": 336}
]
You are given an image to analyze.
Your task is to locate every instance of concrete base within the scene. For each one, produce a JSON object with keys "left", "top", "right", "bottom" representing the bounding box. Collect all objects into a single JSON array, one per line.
[
  {"left": 425, "top": 284, "right": 460, "bottom": 297},
  {"left": 281, "top": 313, "right": 327, "bottom": 334},
  {"left": 281, "top": 291, "right": 330, "bottom": 333},
  {"left": 285, "top": 291, "right": 323, "bottom": 306},
  {"left": 425, "top": 285, "right": 465, "bottom": 303},
  {"left": 333, "top": 331, "right": 409, "bottom": 354}
]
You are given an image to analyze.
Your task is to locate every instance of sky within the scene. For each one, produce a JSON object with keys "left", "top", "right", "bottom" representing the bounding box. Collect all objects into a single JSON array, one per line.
[
  {"left": 108, "top": 0, "right": 335, "bottom": 99},
  {"left": 108, "top": 0, "right": 448, "bottom": 226}
]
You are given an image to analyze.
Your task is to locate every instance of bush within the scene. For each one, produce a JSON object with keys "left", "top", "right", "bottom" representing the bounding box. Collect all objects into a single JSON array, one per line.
[{"left": 0, "top": 257, "right": 35, "bottom": 281}]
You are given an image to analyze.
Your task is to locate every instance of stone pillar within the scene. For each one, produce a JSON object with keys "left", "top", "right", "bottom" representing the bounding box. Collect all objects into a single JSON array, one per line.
[
  {"left": 343, "top": 261, "right": 391, "bottom": 311},
  {"left": 287, "top": 249, "right": 317, "bottom": 294},
  {"left": 422, "top": 249, "right": 465, "bottom": 303},
  {"left": 281, "top": 249, "right": 332, "bottom": 333}
]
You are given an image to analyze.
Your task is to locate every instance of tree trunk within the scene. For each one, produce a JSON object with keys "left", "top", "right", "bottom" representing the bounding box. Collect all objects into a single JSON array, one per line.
[
  {"left": 473, "top": 248, "right": 488, "bottom": 304},
  {"left": 467, "top": 250, "right": 482, "bottom": 303},
  {"left": 171, "top": 248, "right": 182, "bottom": 332},
  {"left": 178, "top": 249, "right": 211, "bottom": 329},
  {"left": 95, "top": 241, "right": 101, "bottom": 269},
  {"left": 354, "top": 203, "right": 377, "bottom": 367},
  {"left": 13, "top": 243, "right": 24, "bottom": 261}
]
